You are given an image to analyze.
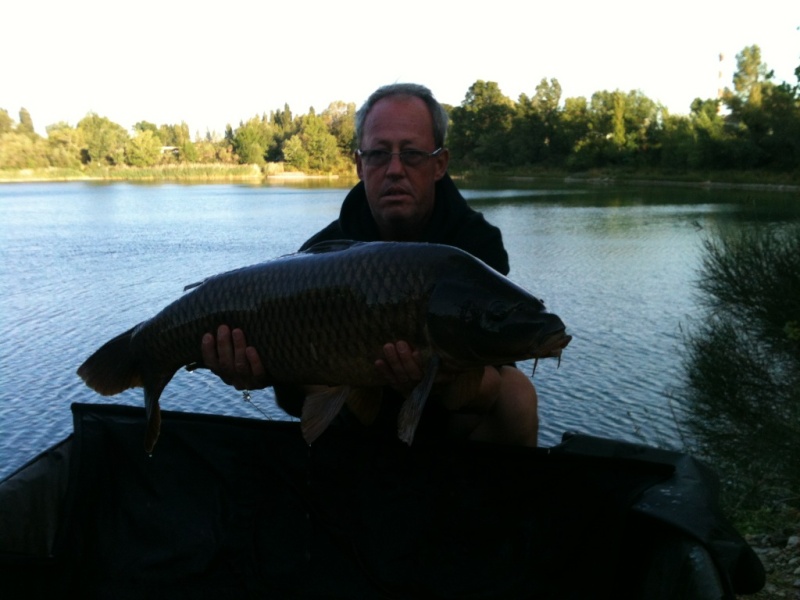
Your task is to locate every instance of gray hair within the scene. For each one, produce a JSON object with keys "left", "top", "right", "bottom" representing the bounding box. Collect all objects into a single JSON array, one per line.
[{"left": 355, "top": 83, "right": 449, "bottom": 148}]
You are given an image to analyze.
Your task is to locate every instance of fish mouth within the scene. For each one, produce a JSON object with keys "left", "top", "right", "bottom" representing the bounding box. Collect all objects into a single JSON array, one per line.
[{"left": 531, "top": 330, "right": 572, "bottom": 360}]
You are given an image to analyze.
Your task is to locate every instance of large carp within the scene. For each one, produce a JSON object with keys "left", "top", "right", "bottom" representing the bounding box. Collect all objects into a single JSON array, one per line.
[{"left": 77, "top": 240, "right": 571, "bottom": 452}]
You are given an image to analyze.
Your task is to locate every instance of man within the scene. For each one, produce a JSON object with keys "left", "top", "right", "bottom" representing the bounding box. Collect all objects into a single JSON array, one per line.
[{"left": 202, "top": 83, "right": 539, "bottom": 446}]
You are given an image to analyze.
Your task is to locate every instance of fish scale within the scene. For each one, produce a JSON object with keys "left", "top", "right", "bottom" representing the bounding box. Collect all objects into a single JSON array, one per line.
[{"left": 78, "top": 240, "right": 571, "bottom": 452}]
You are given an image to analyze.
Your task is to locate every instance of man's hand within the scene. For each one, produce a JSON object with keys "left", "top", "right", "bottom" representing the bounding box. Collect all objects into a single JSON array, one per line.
[
  {"left": 201, "top": 325, "right": 269, "bottom": 390},
  {"left": 375, "top": 341, "right": 461, "bottom": 393},
  {"left": 374, "top": 341, "right": 424, "bottom": 390}
]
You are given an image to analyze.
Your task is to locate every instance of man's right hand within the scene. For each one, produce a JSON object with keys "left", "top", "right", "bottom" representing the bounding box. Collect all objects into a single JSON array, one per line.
[{"left": 201, "top": 325, "right": 269, "bottom": 390}]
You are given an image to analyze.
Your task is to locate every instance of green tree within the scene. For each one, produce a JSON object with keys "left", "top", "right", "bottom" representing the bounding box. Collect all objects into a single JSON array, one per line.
[
  {"left": 559, "top": 96, "right": 590, "bottom": 166},
  {"left": 231, "top": 116, "right": 276, "bottom": 165},
  {"left": 573, "top": 89, "right": 661, "bottom": 167},
  {"left": 0, "top": 109, "right": 14, "bottom": 135},
  {"left": 45, "top": 122, "right": 84, "bottom": 168},
  {"left": 0, "top": 132, "right": 49, "bottom": 168},
  {"left": 18, "top": 108, "right": 35, "bottom": 137},
  {"left": 720, "top": 45, "right": 782, "bottom": 168},
  {"left": 282, "top": 135, "right": 308, "bottom": 171},
  {"left": 511, "top": 78, "right": 563, "bottom": 165},
  {"left": 685, "top": 98, "right": 740, "bottom": 169},
  {"left": 133, "top": 121, "right": 160, "bottom": 138},
  {"left": 720, "top": 46, "right": 800, "bottom": 169},
  {"left": 725, "top": 45, "right": 772, "bottom": 110},
  {"left": 156, "top": 122, "right": 197, "bottom": 162},
  {"left": 284, "top": 112, "right": 341, "bottom": 172},
  {"left": 125, "top": 130, "right": 162, "bottom": 167},
  {"left": 657, "top": 113, "right": 693, "bottom": 169},
  {"left": 321, "top": 100, "right": 357, "bottom": 155},
  {"left": 271, "top": 103, "right": 294, "bottom": 136},
  {"left": 449, "top": 80, "right": 515, "bottom": 165},
  {"left": 757, "top": 76, "right": 800, "bottom": 168},
  {"left": 77, "top": 113, "right": 129, "bottom": 165}
]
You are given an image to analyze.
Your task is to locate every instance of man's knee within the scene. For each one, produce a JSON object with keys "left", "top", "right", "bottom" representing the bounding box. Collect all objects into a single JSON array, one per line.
[{"left": 497, "top": 366, "right": 539, "bottom": 445}]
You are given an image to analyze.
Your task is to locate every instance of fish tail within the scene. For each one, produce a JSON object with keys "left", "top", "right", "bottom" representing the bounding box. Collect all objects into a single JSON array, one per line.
[
  {"left": 77, "top": 327, "right": 174, "bottom": 453},
  {"left": 77, "top": 327, "right": 143, "bottom": 395}
]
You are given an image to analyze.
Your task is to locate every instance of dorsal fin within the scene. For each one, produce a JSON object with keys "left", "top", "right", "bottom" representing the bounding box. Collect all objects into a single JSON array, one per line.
[{"left": 302, "top": 239, "right": 362, "bottom": 255}]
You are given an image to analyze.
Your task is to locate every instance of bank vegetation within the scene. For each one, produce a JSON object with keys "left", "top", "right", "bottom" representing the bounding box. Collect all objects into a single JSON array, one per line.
[{"left": 1, "top": 45, "right": 798, "bottom": 185}]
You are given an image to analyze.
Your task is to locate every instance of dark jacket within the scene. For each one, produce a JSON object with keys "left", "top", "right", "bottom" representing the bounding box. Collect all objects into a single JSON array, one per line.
[{"left": 300, "top": 173, "right": 509, "bottom": 274}]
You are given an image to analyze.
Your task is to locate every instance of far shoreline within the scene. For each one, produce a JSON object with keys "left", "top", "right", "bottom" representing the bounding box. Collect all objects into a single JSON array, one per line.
[{"left": 1, "top": 165, "right": 798, "bottom": 193}]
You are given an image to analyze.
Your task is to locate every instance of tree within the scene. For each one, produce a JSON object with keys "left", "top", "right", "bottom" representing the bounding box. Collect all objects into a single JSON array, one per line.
[
  {"left": 282, "top": 135, "right": 308, "bottom": 171},
  {"left": 0, "top": 132, "right": 49, "bottom": 168},
  {"left": 725, "top": 45, "right": 772, "bottom": 110},
  {"left": 720, "top": 45, "right": 789, "bottom": 168},
  {"left": 657, "top": 113, "right": 694, "bottom": 169},
  {"left": 686, "top": 98, "right": 738, "bottom": 168},
  {"left": 156, "top": 122, "right": 197, "bottom": 162},
  {"left": 573, "top": 89, "right": 661, "bottom": 167},
  {"left": 77, "top": 113, "right": 129, "bottom": 165},
  {"left": 284, "top": 113, "right": 342, "bottom": 172},
  {"left": 231, "top": 116, "right": 276, "bottom": 165},
  {"left": 0, "top": 109, "right": 14, "bottom": 135},
  {"left": 449, "top": 80, "right": 515, "bottom": 165},
  {"left": 321, "top": 100, "right": 357, "bottom": 155},
  {"left": 510, "top": 78, "right": 563, "bottom": 165},
  {"left": 18, "top": 108, "right": 35, "bottom": 137},
  {"left": 559, "top": 96, "right": 590, "bottom": 164},
  {"left": 133, "top": 121, "right": 160, "bottom": 138},
  {"left": 45, "top": 122, "right": 84, "bottom": 168},
  {"left": 125, "top": 130, "right": 162, "bottom": 167},
  {"left": 757, "top": 78, "right": 800, "bottom": 168},
  {"left": 720, "top": 46, "right": 800, "bottom": 169}
]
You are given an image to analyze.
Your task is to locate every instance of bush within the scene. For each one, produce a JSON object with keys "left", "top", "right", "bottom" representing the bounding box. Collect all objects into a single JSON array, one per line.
[{"left": 681, "top": 224, "right": 800, "bottom": 517}]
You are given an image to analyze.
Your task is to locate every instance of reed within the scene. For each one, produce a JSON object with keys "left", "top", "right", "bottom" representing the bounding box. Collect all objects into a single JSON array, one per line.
[
  {"left": 0, "top": 167, "right": 88, "bottom": 181},
  {"left": 83, "top": 163, "right": 265, "bottom": 181}
]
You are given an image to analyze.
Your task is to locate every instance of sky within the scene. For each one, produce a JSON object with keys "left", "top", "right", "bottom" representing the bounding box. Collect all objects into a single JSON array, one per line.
[{"left": 2, "top": 0, "right": 798, "bottom": 137}]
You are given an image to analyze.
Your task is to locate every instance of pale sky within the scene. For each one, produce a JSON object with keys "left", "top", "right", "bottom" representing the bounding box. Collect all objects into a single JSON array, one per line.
[{"left": 2, "top": 0, "right": 798, "bottom": 137}]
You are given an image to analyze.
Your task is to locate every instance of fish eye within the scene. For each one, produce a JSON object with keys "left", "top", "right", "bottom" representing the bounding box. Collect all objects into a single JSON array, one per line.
[{"left": 487, "top": 301, "right": 510, "bottom": 321}]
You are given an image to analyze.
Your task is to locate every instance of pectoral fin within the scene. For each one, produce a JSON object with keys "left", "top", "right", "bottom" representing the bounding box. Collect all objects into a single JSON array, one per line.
[
  {"left": 397, "top": 355, "right": 440, "bottom": 445},
  {"left": 301, "top": 385, "right": 349, "bottom": 445}
]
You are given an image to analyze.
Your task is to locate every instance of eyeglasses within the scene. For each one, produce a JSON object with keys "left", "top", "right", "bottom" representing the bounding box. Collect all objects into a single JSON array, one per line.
[{"left": 357, "top": 147, "right": 443, "bottom": 168}]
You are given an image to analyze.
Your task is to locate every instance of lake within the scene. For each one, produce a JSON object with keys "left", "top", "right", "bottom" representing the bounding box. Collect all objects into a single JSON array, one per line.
[{"left": 1, "top": 178, "right": 798, "bottom": 479}]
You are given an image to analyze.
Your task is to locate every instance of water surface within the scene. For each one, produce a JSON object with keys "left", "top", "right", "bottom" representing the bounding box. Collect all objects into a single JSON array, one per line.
[{"left": 1, "top": 179, "right": 797, "bottom": 479}]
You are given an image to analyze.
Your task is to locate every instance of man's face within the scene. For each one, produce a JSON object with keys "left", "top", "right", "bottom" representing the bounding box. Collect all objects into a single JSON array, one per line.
[{"left": 356, "top": 96, "right": 449, "bottom": 241}]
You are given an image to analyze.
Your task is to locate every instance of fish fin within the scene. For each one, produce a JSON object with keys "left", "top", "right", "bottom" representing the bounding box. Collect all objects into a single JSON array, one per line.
[
  {"left": 77, "top": 327, "right": 142, "bottom": 395},
  {"left": 142, "top": 371, "right": 173, "bottom": 454},
  {"left": 302, "top": 240, "right": 361, "bottom": 255},
  {"left": 397, "top": 355, "right": 440, "bottom": 445},
  {"left": 345, "top": 387, "right": 384, "bottom": 427},
  {"left": 182, "top": 279, "right": 205, "bottom": 292},
  {"left": 301, "top": 385, "right": 349, "bottom": 445}
]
